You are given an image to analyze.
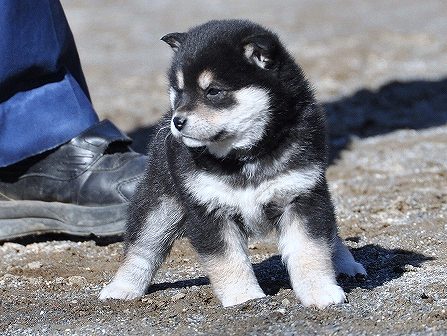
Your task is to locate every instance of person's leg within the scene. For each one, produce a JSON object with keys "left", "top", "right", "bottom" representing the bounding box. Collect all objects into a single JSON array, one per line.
[
  {"left": 0, "top": 1, "right": 147, "bottom": 241},
  {"left": 0, "top": 0, "right": 98, "bottom": 167}
]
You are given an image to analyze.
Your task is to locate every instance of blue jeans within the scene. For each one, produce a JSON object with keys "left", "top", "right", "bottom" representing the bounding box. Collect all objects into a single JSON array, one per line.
[{"left": 0, "top": 0, "right": 99, "bottom": 167}]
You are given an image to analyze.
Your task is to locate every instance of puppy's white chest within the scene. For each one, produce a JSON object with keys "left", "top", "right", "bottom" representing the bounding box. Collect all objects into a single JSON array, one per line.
[{"left": 184, "top": 166, "right": 322, "bottom": 232}]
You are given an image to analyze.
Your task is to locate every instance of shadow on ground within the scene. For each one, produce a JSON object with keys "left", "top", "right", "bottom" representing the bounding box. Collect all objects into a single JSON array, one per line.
[
  {"left": 129, "top": 78, "right": 447, "bottom": 161},
  {"left": 254, "top": 244, "right": 435, "bottom": 295},
  {"left": 145, "top": 244, "right": 434, "bottom": 297},
  {"left": 148, "top": 276, "right": 210, "bottom": 294},
  {"left": 4, "top": 232, "right": 123, "bottom": 246},
  {"left": 325, "top": 78, "right": 447, "bottom": 161}
]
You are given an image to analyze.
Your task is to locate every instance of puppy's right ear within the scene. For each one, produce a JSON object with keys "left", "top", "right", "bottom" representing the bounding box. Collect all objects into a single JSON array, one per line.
[
  {"left": 161, "top": 32, "right": 187, "bottom": 52},
  {"left": 242, "top": 34, "right": 278, "bottom": 70}
]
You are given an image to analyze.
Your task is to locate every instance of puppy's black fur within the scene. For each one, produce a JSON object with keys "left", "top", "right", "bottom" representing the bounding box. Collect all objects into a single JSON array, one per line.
[
  {"left": 128, "top": 20, "right": 331, "bottom": 253},
  {"left": 101, "top": 20, "right": 365, "bottom": 308}
]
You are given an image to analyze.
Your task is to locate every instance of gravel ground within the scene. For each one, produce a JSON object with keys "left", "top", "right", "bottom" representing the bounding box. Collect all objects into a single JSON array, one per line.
[{"left": 1, "top": 1, "right": 446, "bottom": 335}]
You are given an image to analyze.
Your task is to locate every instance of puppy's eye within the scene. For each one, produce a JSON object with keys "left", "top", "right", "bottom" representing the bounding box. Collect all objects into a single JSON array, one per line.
[
  {"left": 206, "top": 88, "right": 227, "bottom": 100},
  {"left": 207, "top": 88, "right": 221, "bottom": 96}
]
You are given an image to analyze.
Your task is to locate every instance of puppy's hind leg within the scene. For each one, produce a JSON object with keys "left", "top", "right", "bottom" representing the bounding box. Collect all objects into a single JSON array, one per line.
[
  {"left": 332, "top": 235, "right": 367, "bottom": 277},
  {"left": 99, "top": 197, "right": 184, "bottom": 301},
  {"left": 193, "top": 220, "right": 265, "bottom": 307}
]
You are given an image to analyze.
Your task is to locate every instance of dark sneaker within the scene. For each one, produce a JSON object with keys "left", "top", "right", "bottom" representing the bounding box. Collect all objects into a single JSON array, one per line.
[{"left": 0, "top": 120, "right": 146, "bottom": 241}]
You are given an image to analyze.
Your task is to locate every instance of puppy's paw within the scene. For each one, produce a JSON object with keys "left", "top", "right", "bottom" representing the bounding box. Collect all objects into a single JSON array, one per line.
[
  {"left": 220, "top": 288, "right": 266, "bottom": 307},
  {"left": 99, "top": 280, "right": 144, "bottom": 301},
  {"left": 297, "top": 283, "right": 346, "bottom": 309},
  {"left": 335, "top": 259, "right": 367, "bottom": 277}
]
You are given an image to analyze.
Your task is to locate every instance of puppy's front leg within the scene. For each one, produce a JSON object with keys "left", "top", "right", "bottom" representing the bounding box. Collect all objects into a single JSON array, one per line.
[
  {"left": 192, "top": 220, "right": 265, "bottom": 307},
  {"left": 99, "top": 197, "right": 184, "bottom": 300},
  {"left": 278, "top": 197, "right": 345, "bottom": 308}
]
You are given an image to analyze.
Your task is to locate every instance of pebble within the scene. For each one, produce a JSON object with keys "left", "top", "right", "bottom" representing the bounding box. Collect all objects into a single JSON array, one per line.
[
  {"left": 68, "top": 276, "right": 87, "bottom": 286},
  {"left": 27, "top": 277, "right": 43, "bottom": 286},
  {"left": 404, "top": 265, "right": 418, "bottom": 272},
  {"left": 281, "top": 298, "right": 290, "bottom": 306},
  {"left": 26, "top": 261, "right": 43, "bottom": 270},
  {"left": 141, "top": 297, "right": 154, "bottom": 304},
  {"left": 1, "top": 242, "right": 25, "bottom": 252},
  {"left": 171, "top": 292, "right": 186, "bottom": 301}
]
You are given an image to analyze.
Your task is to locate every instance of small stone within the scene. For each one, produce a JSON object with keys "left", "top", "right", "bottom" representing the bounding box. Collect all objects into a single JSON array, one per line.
[
  {"left": 275, "top": 308, "right": 286, "bottom": 314},
  {"left": 141, "top": 297, "right": 154, "bottom": 304},
  {"left": 420, "top": 293, "right": 434, "bottom": 303},
  {"left": 2, "top": 242, "right": 25, "bottom": 252},
  {"left": 404, "top": 265, "right": 417, "bottom": 272},
  {"left": 281, "top": 298, "right": 290, "bottom": 306},
  {"left": 171, "top": 292, "right": 186, "bottom": 301},
  {"left": 54, "top": 277, "right": 65, "bottom": 284},
  {"left": 26, "top": 261, "right": 43, "bottom": 270},
  {"left": 67, "top": 276, "right": 87, "bottom": 286},
  {"left": 27, "top": 277, "right": 43, "bottom": 286}
]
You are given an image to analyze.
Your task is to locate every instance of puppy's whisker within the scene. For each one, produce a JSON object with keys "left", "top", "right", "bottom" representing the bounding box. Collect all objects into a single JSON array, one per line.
[
  {"left": 154, "top": 126, "right": 171, "bottom": 140},
  {"left": 163, "top": 132, "right": 172, "bottom": 146}
]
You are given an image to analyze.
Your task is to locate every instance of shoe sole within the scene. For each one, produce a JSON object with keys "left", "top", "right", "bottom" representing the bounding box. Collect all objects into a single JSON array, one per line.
[{"left": 0, "top": 200, "right": 127, "bottom": 241}]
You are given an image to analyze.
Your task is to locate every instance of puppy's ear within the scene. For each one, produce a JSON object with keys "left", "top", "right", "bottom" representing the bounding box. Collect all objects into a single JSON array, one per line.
[
  {"left": 242, "top": 34, "right": 278, "bottom": 70},
  {"left": 161, "top": 32, "right": 187, "bottom": 52}
]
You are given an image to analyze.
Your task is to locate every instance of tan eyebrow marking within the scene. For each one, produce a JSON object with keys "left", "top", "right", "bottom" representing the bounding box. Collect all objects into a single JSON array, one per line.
[
  {"left": 176, "top": 70, "right": 184, "bottom": 90},
  {"left": 198, "top": 70, "right": 213, "bottom": 90}
]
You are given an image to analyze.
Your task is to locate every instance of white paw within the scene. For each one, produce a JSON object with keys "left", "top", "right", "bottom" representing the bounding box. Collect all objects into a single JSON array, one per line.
[
  {"left": 99, "top": 279, "right": 145, "bottom": 301},
  {"left": 297, "top": 283, "right": 346, "bottom": 309},
  {"left": 335, "top": 260, "right": 367, "bottom": 277},
  {"left": 221, "top": 289, "right": 266, "bottom": 307}
]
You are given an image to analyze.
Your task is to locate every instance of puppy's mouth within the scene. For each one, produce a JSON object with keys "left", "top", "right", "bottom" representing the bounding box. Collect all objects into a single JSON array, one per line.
[
  {"left": 210, "top": 130, "right": 230, "bottom": 142},
  {"left": 181, "top": 130, "right": 232, "bottom": 148},
  {"left": 181, "top": 135, "right": 207, "bottom": 148}
]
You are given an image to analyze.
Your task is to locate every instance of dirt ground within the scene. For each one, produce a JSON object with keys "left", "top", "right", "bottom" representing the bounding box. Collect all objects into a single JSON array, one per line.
[{"left": 1, "top": 1, "right": 447, "bottom": 335}]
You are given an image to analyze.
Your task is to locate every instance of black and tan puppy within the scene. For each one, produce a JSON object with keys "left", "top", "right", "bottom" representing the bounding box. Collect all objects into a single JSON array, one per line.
[{"left": 100, "top": 19, "right": 366, "bottom": 308}]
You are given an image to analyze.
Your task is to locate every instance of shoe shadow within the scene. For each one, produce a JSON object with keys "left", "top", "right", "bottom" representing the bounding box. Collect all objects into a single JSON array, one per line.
[
  {"left": 147, "top": 276, "right": 210, "bottom": 295},
  {"left": 128, "top": 78, "right": 447, "bottom": 164},
  {"left": 252, "top": 243, "right": 435, "bottom": 295},
  {"left": 6, "top": 233, "right": 123, "bottom": 246}
]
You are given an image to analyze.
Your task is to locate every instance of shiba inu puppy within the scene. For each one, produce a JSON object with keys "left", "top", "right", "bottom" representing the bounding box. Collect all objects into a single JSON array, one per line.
[{"left": 99, "top": 19, "right": 366, "bottom": 308}]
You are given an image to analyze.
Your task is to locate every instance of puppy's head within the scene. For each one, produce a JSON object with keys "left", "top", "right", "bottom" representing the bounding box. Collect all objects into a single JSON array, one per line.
[{"left": 162, "top": 20, "right": 286, "bottom": 158}]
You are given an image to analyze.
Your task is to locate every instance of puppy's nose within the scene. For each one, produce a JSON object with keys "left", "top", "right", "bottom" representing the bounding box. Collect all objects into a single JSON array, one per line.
[{"left": 173, "top": 116, "right": 187, "bottom": 131}]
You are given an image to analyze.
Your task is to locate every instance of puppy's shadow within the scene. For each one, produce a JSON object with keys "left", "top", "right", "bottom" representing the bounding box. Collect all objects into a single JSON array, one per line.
[
  {"left": 325, "top": 78, "right": 447, "bottom": 162},
  {"left": 145, "top": 243, "right": 434, "bottom": 296},
  {"left": 254, "top": 243, "right": 435, "bottom": 295}
]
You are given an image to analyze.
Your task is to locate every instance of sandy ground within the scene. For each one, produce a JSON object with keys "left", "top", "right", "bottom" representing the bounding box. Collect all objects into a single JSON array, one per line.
[{"left": 1, "top": 1, "right": 447, "bottom": 335}]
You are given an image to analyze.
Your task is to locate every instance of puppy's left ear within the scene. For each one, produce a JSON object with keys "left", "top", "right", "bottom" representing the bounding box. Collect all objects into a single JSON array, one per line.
[
  {"left": 242, "top": 34, "right": 278, "bottom": 70},
  {"left": 161, "top": 32, "right": 187, "bottom": 52}
]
